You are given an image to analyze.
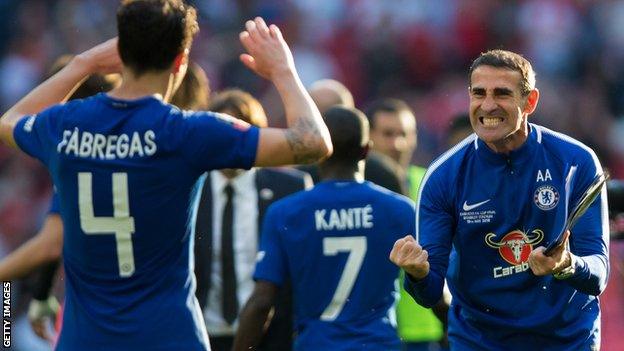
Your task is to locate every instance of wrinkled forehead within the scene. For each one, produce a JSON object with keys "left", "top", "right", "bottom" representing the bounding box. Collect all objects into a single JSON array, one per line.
[{"left": 470, "top": 65, "right": 523, "bottom": 92}]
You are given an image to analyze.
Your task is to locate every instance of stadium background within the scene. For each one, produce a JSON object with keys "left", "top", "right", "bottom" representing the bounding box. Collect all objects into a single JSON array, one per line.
[{"left": 0, "top": 0, "right": 621, "bottom": 350}]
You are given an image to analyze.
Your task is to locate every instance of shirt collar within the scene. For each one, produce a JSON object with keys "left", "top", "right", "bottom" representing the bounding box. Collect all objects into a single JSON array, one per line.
[
  {"left": 211, "top": 168, "right": 257, "bottom": 194},
  {"left": 475, "top": 123, "right": 541, "bottom": 166}
]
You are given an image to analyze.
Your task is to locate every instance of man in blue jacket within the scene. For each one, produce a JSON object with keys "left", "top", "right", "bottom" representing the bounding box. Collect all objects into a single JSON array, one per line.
[{"left": 390, "top": 49, "right": 609, "bottom": 351}]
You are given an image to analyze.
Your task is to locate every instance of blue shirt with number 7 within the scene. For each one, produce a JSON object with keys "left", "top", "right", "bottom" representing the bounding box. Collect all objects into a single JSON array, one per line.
[{"left": 254, "top": 180, "right": 415, "bottom": 351}]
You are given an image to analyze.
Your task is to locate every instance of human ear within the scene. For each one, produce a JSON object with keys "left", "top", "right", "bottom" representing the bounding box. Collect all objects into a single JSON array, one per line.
[{"left": 523, "top": 89, "right": 539, "bottom": 115}]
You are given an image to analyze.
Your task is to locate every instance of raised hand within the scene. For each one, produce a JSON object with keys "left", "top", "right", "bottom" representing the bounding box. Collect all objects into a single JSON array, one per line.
[
  {"left": 389, "top": 235, "right": 430, "bottom": 280},
  {"left": 239, "top": 17, "right": 295, "bottom": 80},
  {"left": 76, "top": 37, "right": 123, "bottom": 75}
]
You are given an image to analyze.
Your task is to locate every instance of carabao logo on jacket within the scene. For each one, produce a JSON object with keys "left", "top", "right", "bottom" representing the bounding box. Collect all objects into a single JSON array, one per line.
[{"left": 484, "top": 229, "right": 544, "bottom": 278}]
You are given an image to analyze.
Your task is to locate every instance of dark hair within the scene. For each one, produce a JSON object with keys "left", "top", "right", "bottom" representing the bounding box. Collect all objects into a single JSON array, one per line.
[
  {"left": 323, "top": 106, "right": 369, "bottom": 164},
  {"left": 47, "top": 55, "right": 119, "bottom": 100},
  {"left": 469, "top": 49, "right": 536, "bottom": 96},
  {"left": 170, "top": 62, "right": 210, "bottom": 110},
  {"left": 448, "top": 113, "right": 472, "bottom": 135},
  {"left": 208, "top": 89, "right": 267, "bottom": 128},
  {"left": 117, "top": 0, "right": 198, "bottom": 77},
  {"left": 365, "top": 98, "right": 415, "bottom": 130}
]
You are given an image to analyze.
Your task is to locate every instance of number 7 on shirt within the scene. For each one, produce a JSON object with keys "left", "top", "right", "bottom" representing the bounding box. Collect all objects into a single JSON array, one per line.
[{"left": 320, "top": 236, "right": 367, "bottom": 321}]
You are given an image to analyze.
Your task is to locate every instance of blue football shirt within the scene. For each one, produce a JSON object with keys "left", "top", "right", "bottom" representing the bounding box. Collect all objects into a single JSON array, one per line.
[
  {"left": 406, "top": 124, "right": 609, "bottom": 350},
  {"left": 13, "top": 93, "right": 259, "bottom": 350},
  {"left": 48, "top": 190, "right": 60, "bottom": 214},
  {"left": 255, "top": 180, "right": 415, "bottom": 351}
]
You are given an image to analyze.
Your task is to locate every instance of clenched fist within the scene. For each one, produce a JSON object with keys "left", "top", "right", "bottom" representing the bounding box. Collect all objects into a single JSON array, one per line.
[
  {"left": 389, "top": 235, "right": 430, "bottom": 280},
  {"left": 528, "top": 230, "right": 572, "bottom": 276}
]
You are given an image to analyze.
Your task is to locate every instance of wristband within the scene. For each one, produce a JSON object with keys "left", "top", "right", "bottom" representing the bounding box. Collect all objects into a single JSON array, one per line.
[
  {"left": 27, "top": 296, "right": 60, "bottom": 321},
  {"left": 553, "top": 253, "right": 576, "bottom": 280}
]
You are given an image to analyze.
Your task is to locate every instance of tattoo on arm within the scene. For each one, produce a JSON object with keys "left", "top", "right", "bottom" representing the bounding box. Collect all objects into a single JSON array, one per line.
[{"left": 284, "top": 117, "right": 324, "bottom": 164}]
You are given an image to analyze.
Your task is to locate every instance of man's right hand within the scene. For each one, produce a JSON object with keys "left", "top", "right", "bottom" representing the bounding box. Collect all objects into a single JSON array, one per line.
[
  {"left": 390, "top": 235, "right": 430, "bottom": 280},
  {"left": 239, "top": 17, "right": 295, "bottom": 81},
  {"left": 238, "top": 17, "right": 332, "bottom": 167}
]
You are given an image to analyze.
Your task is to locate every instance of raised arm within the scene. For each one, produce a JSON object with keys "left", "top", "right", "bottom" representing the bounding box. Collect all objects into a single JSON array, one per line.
[
  {"left": 239, "top": 18, "right": 332, "bottom": 166},
  {"left": 0, "top": 38, "right": 121, "bottom": 148}
]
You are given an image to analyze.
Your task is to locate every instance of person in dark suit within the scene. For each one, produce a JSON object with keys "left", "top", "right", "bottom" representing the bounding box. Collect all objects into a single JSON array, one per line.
[{"left": 193, "top": 89, "right": 312, "bottom": 351}]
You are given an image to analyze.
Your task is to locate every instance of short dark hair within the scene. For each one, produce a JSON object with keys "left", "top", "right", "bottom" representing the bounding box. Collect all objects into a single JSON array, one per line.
[
  {"left": 323, "top": 106, "right": 369, "bottom": 165},
  {"left": 365, "top": 98, "right": 415, "bottom": 130},
  {"left": 469, "top": 49, "right": 536, "bottom": 96},
  {"left": 117, "top": 0, "right": 198, "bottom": 77}
]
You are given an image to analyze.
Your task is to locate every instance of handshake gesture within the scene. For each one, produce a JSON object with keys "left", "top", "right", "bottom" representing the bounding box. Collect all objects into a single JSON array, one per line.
[{"left": 389, "top": 235, "right": 430, "bottom": 280}]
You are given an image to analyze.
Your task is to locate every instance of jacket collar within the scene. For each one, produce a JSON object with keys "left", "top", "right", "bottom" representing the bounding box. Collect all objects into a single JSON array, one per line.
[{"left": 475, "top": 123, "right": 542, "bottom": 167}]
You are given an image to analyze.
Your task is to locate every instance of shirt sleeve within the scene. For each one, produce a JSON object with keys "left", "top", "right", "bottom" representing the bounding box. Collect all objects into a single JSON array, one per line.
[
  {"left": 254, "top": 204, "right": 288, "bottom": 286},
  {"left": 404, "top": 169, "right": 454, "bottom": 307},
  {"left": 564, "top": 150, "right": 609, "bottom": 296},
  {"left": 47, "top": 190, "right": 61, "bottom": 215},
  {"left": 397, "top": 196, "right": 417, "bottom": 239},
  {"left": 178, "top": 111, "right": 259, "bottom": 172},
  {"left": 13, "top": 105, "right": 64, "bottom": 165}
]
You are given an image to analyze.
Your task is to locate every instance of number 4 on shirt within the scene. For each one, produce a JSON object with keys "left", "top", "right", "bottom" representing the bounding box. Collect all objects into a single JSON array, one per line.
[
  {"left": 78, "top": 172, "right": 136, "bottom": 278},
  {"left": 321, "top": 236, "right": 367, "bottom": 321}
]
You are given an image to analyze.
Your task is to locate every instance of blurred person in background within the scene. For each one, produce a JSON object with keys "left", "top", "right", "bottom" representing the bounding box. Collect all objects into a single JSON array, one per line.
[
  {"left": 391, "top": 50, "right": 609, "bottom": 350},
  {"left": 608, "top": 180, "right": 624, "bottom": 239},
  {"left": 366, "top": 99, "right": 417, "bottom": 177},
  {"left": 308, "top": 79, "right": 354, "bottom": 114},
  {"left": 170, "top": 61, "right": 210, "bottom": 111},
  {"left": 234, "top": 106, "right": 414, "bottom": 351},
  {"left": 446, "top": 113, "right": 473, "bottom": 149},
  {"left": 303, "top": 79, "right": 405, "bottom": 194},
  {"left": 602, "top": 179, "right": 624, "bottom": 345},
  {"left": 0, "top": 0, "right": 331, "bottom": 347},
  {"left": 193, "top": 89, "right": 311, "bottom": 351},
  {"left": 367, "top": 97, "right": 449, "bottom": 351}
]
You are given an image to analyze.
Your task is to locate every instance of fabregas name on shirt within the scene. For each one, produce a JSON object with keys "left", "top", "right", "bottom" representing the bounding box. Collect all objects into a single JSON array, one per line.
[
  {"left": 57, "top": 127, "right": 157, "bottom": 159},
  {"left": 315, "top": 205, "right": 373, "bottom": 231}
]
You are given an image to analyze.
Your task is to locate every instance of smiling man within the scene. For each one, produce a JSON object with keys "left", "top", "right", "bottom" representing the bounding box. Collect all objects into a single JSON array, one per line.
[{"left": 390, "top": 50, "right": 609, "bottom": 350}]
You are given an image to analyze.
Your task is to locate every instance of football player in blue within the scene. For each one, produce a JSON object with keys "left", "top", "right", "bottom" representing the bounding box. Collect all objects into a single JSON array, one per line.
[
  {"left": 0, "top": 0, "right": 331, "bottom": 349},
  {"left": 233, "top": 106, "right": 415, "bottom": 351},
  {"left": 390, "top": 50, "right": 609, "bottom": 350}
]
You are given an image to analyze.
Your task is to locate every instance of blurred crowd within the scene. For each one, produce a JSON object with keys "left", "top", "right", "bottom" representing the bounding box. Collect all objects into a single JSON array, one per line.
[{"left": 1, "top": 0, "right": 624, "bottom": 349}]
